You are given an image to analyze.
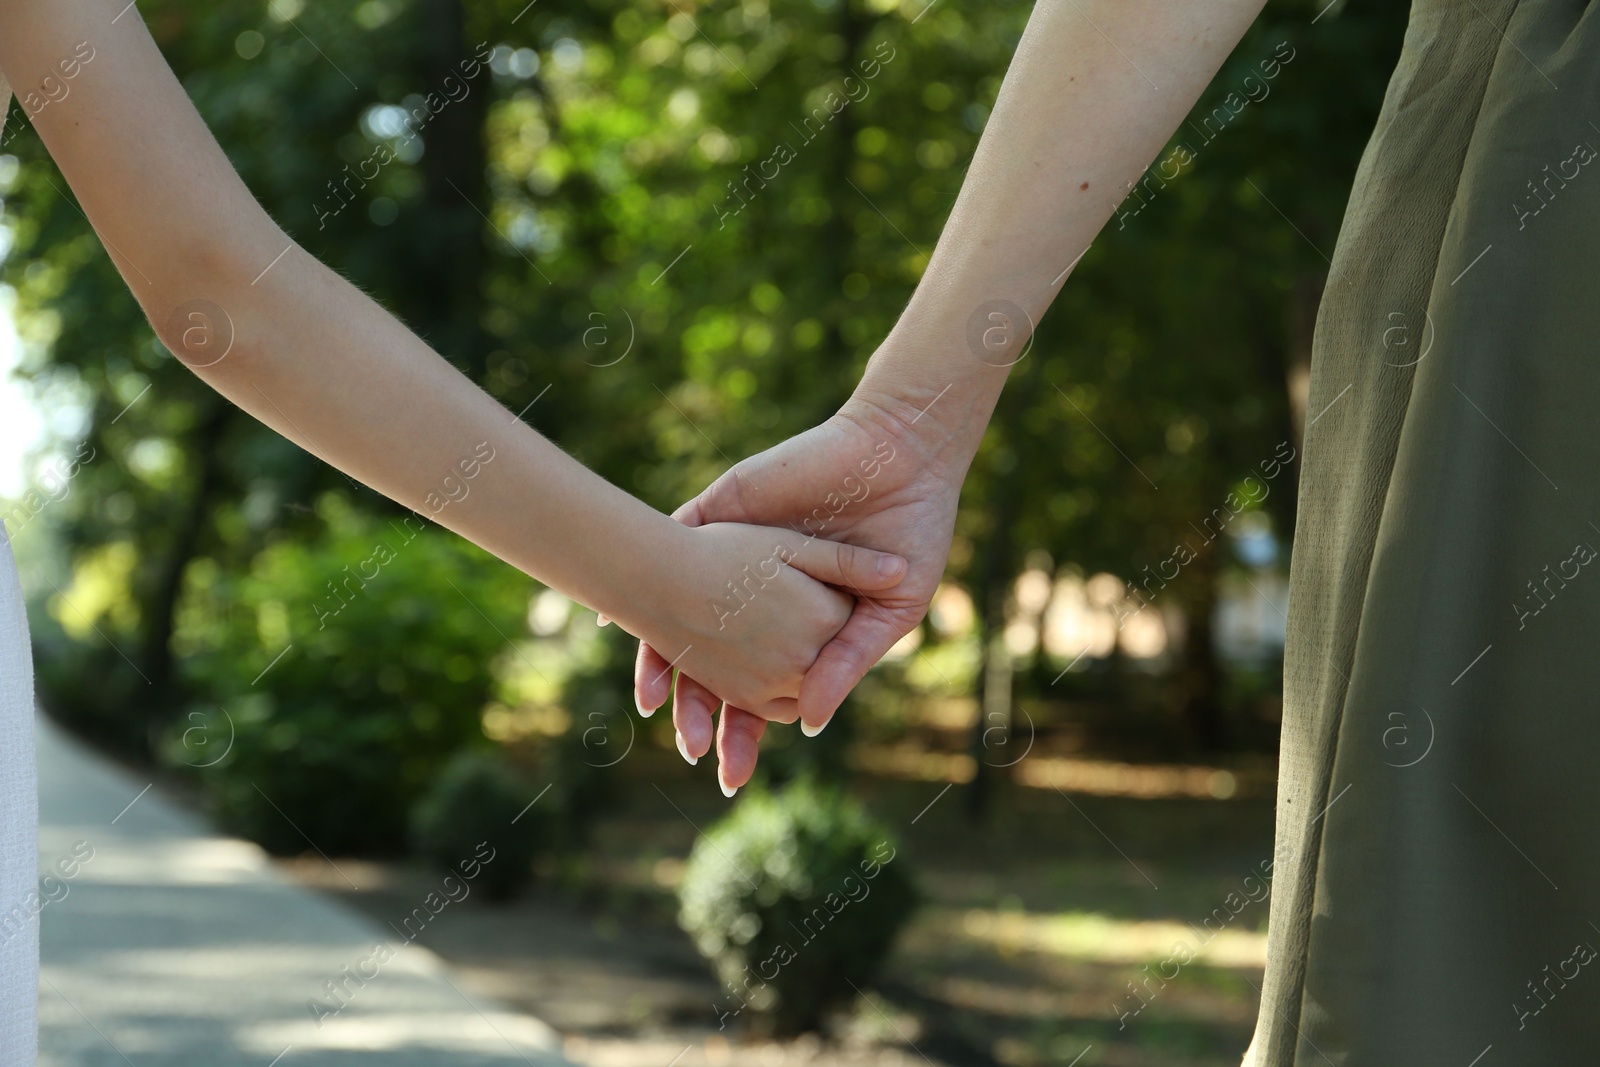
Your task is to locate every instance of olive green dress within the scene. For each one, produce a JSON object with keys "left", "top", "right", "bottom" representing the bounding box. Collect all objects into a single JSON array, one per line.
[{"left": 1244, "top": 1, "right": 1600, "bottom": 1063}]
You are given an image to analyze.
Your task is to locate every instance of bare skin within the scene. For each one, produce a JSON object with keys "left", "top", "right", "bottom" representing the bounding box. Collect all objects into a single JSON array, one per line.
[
  {"left": 637, "top": 0, "right": 1273, "bottom": 791},
  {"left": 0, "top": 2, "right": 908, "bottom": 720}
]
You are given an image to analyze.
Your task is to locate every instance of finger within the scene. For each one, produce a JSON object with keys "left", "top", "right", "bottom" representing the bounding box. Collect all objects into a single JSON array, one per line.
[
  {"left": 782, "top": 537, "right": 907, "bottom": 593},
  {"left": 634, "top": 642, "right": 673, "bottom": 717},
  {"left": 748, "top": 697, "right": 801, "bottom": 725},
  {"left": 797, "top": 606, "right": 909, "bottom": 733},
  {"left": 673, "top": 671, "right": 719, "bottom": 764},
  {"left": 716, "top": 705, "right": 767, "bottom": 796}
]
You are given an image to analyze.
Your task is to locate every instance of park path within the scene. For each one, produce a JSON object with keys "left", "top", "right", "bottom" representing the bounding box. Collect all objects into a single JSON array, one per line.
[{"left": 35, "top": 712, "right": 574, "bottom": 1067}]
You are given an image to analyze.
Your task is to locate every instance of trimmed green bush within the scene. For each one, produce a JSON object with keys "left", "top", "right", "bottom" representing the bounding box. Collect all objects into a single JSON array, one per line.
[
  {"left": 678, "top": 779, "right": 916, "bottom": 1035},
  {"left": 171, "top": 494, "right": 531, "bottom": 855},
  {"left": 411, "top": 749, "right": 550, "bottom": 899}
]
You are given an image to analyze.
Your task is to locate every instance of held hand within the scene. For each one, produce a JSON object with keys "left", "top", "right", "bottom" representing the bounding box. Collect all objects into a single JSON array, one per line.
[
  {"left": 632, "top": 520, "right": 908, "bottom": 720},
  {"left": 637, "top": 396, "right": 962, "bottom": 792}
]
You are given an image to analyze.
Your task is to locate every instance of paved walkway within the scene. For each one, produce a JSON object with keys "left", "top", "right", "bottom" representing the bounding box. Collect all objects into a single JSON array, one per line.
[{"left": 36, "top": 714, "right": 573, "bottom": 1067}]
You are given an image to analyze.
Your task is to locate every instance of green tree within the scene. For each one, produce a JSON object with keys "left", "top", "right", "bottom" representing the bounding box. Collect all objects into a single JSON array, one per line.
[{"left": 5, "top": 0, "right": 1408, "bottom": 787}]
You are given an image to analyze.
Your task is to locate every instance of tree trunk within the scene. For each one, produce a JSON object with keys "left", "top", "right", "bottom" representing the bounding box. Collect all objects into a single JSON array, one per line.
[
  {"left": 410, "top": 0, "right": 491, "bottom": 372},
  {"left": 1172, "top": 538, "right": 1228, "bottom": 751},
  {"left": 822, "top": 1, "right": 869, "bottom": 373},
  {"left": 967, "top": 490, "right": 1016, "bottom": 821},
  {"left": 966, "top": 368, "right": 1045, "bottom": 817},
  {"left": 137, "top": 402, "right": 233, "bottom": 742}
]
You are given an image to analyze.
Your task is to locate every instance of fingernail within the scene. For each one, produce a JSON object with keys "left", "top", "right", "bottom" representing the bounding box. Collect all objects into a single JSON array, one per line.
[
  {"left": 675, "top": 731, "right": 698, "bottom": 766},
  {"left": 801, "top": 718, "right": 828, "bottom": 738},
  {"left": 720, "top": 777, "right": 738, "bottom": 799},
  {"left": 597, "top": 614, "right": 611, "bottom": 627},
  {"left": 878, "top": 555, "right": 905, "bottom": 580},
  {"left": 636, "top": 693, "right": 654, "bottom": 719}
]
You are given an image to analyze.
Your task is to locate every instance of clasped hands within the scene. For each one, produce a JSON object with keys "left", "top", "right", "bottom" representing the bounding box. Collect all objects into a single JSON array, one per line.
[{"left": 624, "top": 395, "right": 962, "bottom": 796}]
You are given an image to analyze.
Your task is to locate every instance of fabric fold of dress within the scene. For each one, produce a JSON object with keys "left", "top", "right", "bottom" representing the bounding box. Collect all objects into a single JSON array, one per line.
[{"left": 1247, "top": 0, "right": 1600, "bottom": 1063}]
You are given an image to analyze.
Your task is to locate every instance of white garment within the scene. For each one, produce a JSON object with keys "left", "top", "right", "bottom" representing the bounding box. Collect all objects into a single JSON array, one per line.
[
  {"left": 0, "top": 528, "right": 37, "bottom": 1066},
  {"left": 0, "top": 75, "right": 42, "bottom": 1066}
]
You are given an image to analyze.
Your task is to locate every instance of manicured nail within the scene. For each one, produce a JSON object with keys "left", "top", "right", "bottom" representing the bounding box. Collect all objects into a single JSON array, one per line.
[
  {"left": 675, "top": 731, "right": 697, "bottom": 766},
  {"left": 597, "top": 614, "right": 611, "bottom": 627},
  {"left": 720, "top": 777, "right": 738, "bottom": 799},
  {"left": 801, "top": 718, "right": 828, "bottom": 738},
  {"left": 878, "top": 555, "right": 906, "bottom": 580},
  {"left": 636, "top": 693, "right": 654, "bottom": 719}
]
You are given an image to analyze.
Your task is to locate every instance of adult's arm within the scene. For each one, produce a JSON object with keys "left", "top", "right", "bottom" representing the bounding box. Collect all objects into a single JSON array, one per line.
[
  {"left": 641, "top": 0, "right": 1273, "bottom": 784},
  {"left": 0, "top": 0, "right": 907, "bottom": 714}
]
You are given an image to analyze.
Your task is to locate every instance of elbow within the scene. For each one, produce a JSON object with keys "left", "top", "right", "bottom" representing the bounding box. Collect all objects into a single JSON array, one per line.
[
  {"left": 146, "top": 234, "right": 292, "bottom": 374},
  {"left": 154, "top": 296, "right": 239, "bottom": 371}
]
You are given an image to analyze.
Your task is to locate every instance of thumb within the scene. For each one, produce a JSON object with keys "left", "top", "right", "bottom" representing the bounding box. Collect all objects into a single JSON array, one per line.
[
  {"left": 674, "top": 466, "right": 749, "bottom": 528},
  {"left": 782, "top": 537, "right": 907, "bottom": 593}
]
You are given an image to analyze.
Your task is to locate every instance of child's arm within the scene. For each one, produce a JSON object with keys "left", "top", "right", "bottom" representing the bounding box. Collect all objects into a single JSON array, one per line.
[{"left": 0, "top": 1, "right": 906, "bottom": 714}]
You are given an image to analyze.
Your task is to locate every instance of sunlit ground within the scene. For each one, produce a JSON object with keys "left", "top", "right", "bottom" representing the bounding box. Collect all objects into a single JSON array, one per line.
[
  {"left": 283, "top": 744, "right": 1275, "bottom": 1067},
  {"left": 0, "top": 262, "right": 1278, "bottom": 1067}
]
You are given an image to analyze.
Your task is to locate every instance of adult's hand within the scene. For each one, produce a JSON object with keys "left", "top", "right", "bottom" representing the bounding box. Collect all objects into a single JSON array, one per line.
[
  {"left": 636, "top": 393, "right": 964, "bottom": 793},
  {"left": 633, "top": 0, "right": 1275, "bottom": 795}
]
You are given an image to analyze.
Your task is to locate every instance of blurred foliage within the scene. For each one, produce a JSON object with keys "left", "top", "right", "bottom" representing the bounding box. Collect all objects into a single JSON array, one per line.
[
  {"left": 0, "top": 0, "right": 1409, "bottom": 836},
  {"left": 678, "top": 778, "right": 916, "bottom": 1035},
  {"left": 538, "top": 622, "right": 636, "bottom": 836},
  {"left": 411, "top": 747, "right": 551, "bottom": 898},
  {"left": 754, "top": 691, "right": 858, "bottom": 786},
  {"left": 168, "top": 494, "right": 530, "bottom": 854}
]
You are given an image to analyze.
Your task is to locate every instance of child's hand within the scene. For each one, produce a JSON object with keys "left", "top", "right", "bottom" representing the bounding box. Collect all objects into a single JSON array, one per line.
[{"left": 634, "top": 520, "right": 906, "bottom": 740}]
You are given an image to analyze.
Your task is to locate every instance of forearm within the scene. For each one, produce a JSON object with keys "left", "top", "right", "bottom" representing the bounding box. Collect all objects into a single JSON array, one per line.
[
  {"left": 0, "top": 0, "right": 679, "bottom": 631},
  {"left": 855, "top": 0, "right": 1268, "bottom": 456},
  {"left": 198, "top": 252, "right": 684, "bottom": 630}
]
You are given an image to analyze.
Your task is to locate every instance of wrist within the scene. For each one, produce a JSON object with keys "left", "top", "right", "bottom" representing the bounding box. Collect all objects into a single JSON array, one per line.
[
  {"left": 847, "top": 337, "right": 1005, "bottom": 483},
  {"left": 581, "top": 502, "right": 699, "bottom": 642},
  {"left": 646, "top": 517, "right": 706, "bottom": 621},
  {"left": 619, "top": 522, "right": 784, "bottom": 664}
]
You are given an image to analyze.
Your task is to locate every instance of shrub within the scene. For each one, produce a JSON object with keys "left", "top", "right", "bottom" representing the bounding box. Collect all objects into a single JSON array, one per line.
[
  {"left": 677, "top": 779, "right": 916, "bottom": 1035},
  {"left": 411, "top": 749, "right": 551, "bottom": 899},
  {"left": 171, "top": 494, "right": 531, "bottom": 855}
]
